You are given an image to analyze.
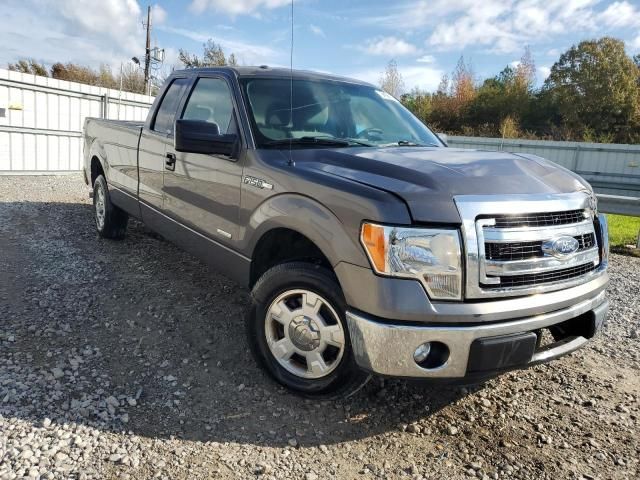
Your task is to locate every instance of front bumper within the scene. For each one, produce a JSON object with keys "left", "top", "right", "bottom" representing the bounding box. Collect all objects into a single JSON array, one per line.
[{"left": 346, "top": 290, "right": 608, "bottom": 380}]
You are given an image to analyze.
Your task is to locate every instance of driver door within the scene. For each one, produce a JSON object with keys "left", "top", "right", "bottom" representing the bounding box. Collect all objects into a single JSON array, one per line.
[{"left": 162, "top": 75, "right": 243, "bottom": 245}]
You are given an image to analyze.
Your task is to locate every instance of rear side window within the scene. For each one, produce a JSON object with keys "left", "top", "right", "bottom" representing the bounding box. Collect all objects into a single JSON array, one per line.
[
  {"left": 182, "top": 78, "right": 234, "bottom": 134},
  {"left": 152, "top": 78, "right": 189, "bottom": 135}
]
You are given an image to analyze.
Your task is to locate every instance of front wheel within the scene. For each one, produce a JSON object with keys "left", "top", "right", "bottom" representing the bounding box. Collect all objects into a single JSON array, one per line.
[
  {"left": 93, "top": 174, "right": 128, "bottom": 239},
  {"left": 246, "top": 262, "right": 370, "bottom": 398}
]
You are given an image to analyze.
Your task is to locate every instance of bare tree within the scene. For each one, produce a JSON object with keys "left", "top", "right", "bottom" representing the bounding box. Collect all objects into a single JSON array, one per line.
[
  {"left": 515, "top": 46, "right": 536, "bottom": 91},
  {"left": 451, "top": 56, "right": 475, "bottom": 104},
  {"left": 379, "top": 60, "right": 405, "bottom": 99},
  {"left": 179, "top": 39, "right": 238, "bottom": 68},
  {"left": 118, "top": 64, "right": 146, "bottom": 94}
]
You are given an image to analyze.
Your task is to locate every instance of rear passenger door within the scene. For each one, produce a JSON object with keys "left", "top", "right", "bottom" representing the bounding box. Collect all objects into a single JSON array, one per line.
[
  {"left": 162, "top": 75, "right": 244, "bottom": 245},
  {"left": 138, "top": 77, "right": 190, "bottom": 214}
]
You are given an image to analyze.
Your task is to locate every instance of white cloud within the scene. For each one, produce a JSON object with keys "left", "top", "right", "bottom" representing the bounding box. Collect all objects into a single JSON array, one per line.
[
  {"left": 189, "top": 0, "right": 290, "bottom": 16},
  {"left": 158, "top": 26, "right": 283, "bottom": 65},
  {"left": 151, "top": 4, "right": 167, "bottom": 25},
  {"left": 401, "top": 66, "right": 446, "bottom": 91},
  {"left": 0, "top": 0, "right": 145, "bottom": 68},
  {"left": 350, "top": 65, "right": 444, "bottom": 92},
  {"left": 309, "top": 25, "right": 326, "bottom": 37},
  {"left": 55, "top": 0, "right": 142, "bottom": 50},
  {"left": 359, "top": 37, "right": 419, "bottom": 56},
  {"left": 416, "top": 55, "right": 436, "bottom": 63},
  {"left": 361, "top": 0, "right": 639, "bottom": 54},
  {"left": 538, "top": 65, "right": 551, "bottom": 79},
  {"left": 600, "top": 1, "right": 640, "bottom": 28},
  {"left": 631, "top": 35, "right": 640, "bottom": 51}
]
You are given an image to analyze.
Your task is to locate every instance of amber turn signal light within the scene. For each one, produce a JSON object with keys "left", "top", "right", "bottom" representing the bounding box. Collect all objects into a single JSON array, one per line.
[{"left": 361, "top": 223, "right": 386, "bottom": 272}]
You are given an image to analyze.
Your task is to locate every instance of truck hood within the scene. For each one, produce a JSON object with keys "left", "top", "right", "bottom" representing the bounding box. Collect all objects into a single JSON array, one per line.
[{"left": 295, "top": 147, "right": 590, "bottom": 224}]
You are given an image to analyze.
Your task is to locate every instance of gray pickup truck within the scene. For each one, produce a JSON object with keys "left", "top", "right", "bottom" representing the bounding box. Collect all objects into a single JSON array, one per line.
[{"left": 83, "top": 66, "right": 609, "bottom": 397}]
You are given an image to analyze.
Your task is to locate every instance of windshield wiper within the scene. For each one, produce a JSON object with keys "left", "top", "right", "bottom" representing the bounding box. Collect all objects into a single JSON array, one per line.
[
  {"left": 263, "top": 136, "right": 372, "bottom": 148},
  {"left": 263, "top": 136, "right": 350, "bottom": 148},
  {"left": 394, "top": 140, "right": 440, "bottom": 147}
]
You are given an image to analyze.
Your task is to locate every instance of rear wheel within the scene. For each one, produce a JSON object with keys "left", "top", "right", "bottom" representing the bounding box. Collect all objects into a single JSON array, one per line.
[
  {"left": 247, "top": 262, "right": 370, "bottom": 398},
  {"left": 93, "top": 175, "right": 128, "bottom": 239}
]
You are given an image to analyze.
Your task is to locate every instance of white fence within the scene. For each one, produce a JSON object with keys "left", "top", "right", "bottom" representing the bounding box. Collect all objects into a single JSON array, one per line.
[
  {"left": 0, "top": 68, "right": 154, "bottom": 173},
  {"left": 448, "top": 135, "right": 640, "bottom": 199}
]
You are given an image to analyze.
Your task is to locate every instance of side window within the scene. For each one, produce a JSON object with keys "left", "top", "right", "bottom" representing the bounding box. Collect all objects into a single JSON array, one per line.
[
  {"left": 152, "top": 78, "right": 189, "bottom": 135},
  {"left": 182, "top": 78, "right": 234, "bottom": 134}
]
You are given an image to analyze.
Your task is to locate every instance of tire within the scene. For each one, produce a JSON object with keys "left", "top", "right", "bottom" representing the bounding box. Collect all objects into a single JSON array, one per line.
[
  {"left": 93, "top": 174, "right": 128, "bottom": 240},
  {"left": 247, "top": 262, "right": 370, "bottom": 398}
]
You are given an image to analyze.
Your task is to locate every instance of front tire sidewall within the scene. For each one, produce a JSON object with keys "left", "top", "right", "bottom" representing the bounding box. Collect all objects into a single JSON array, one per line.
[
  {"left": 248, "top": 263, "right": 367, "bottom": 397},
  {"left": 93, "top": 175, "right": 127, "bottom": 239},
  {"left": 93, "top": 177, "right": 107, "bottom": 234}
]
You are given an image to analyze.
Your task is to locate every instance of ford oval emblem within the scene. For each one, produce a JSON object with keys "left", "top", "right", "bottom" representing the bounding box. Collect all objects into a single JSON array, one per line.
[{"left": 543, "top": 236, "right": 580, "bottom": 257}]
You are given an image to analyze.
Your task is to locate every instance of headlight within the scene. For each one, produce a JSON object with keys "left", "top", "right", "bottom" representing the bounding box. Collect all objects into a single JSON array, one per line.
[{"left": 360, "top": 223, "right": 462, "bottom": 300}]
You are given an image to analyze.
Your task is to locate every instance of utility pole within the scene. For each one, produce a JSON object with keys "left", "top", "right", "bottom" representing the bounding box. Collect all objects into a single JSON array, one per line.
[{"left": 143, "top": 5, "right": 151, "bottom": 95}]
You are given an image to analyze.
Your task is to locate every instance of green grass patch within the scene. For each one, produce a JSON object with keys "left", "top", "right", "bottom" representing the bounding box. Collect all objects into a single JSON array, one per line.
[{"left": 606, "top": 214, "right": 640, "bottom": 248}]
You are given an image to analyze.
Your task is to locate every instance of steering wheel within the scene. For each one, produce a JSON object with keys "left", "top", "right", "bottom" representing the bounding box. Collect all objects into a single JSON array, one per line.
[{"left": 355, "top": 127, "right": 384, "bottom": 139}]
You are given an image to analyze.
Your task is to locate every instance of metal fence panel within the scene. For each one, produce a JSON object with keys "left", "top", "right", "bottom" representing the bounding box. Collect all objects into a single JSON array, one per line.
[
  {"left": 0, "top": 68, "right": 154, "bottom": 173},
  {"left": 447, "top": 136, "right": 640, "bottom": 199}
]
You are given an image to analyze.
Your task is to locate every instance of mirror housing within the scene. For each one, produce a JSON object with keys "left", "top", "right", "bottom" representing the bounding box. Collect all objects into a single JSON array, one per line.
[{"left": 175, "top": 119, "right": 238, "bottom": 156}]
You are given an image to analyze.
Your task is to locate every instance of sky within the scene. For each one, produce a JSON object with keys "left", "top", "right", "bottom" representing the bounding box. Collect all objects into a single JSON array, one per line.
[{"left": 2, "top": 0, "right": 640, "bottom": 92}]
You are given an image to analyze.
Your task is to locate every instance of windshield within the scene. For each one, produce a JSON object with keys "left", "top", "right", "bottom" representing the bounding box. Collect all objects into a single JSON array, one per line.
[{"left": 239, "top": 77, "right": 443, "bottom": 148}]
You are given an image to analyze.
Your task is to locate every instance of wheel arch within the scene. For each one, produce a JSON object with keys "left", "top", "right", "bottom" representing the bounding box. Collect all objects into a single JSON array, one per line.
[
  {"left": 245, "top": 194, "right": 370, "bottom": 288},
  {"left": 90, "top": 155, "right": 105, "bottom": 187}
]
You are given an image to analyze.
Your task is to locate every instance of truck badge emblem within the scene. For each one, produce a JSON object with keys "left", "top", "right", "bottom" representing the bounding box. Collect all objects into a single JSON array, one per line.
[
  {"left": 543, "top": 236, "right": 579, "bottom": 257},
  {"left": 243, "top": 176, "right": 273, "bottom": 190}
]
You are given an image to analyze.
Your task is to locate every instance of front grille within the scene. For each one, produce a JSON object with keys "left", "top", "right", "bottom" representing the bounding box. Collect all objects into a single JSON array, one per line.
[
  {"left": 491, "top": 209, "right": 586, "bottom": 229},
  {"left": 577, "top": 232, "right": 596, "bottom": 250},
  {"left": 483, "top": 263, "right": 597, "bottom": 289},
  {"left": 485, "top": 233, "right": 596, "bottom": 261}
]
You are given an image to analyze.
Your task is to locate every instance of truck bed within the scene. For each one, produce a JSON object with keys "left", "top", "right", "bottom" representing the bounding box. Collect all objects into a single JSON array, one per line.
[{"left": 83, "top": 117, "right": 145, "bottom": 196}]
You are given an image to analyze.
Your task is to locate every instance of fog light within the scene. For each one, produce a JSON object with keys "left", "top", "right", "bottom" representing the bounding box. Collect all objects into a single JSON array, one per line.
[
  {"left": 414, "top": 343, "right": 432, "bottom": 363},
  {"left": 413, "top": 341, "right": 450, "bottom": 369}
]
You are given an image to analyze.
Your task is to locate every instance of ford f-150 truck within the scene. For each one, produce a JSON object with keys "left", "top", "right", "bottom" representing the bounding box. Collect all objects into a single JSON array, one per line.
[{"left": 83, "top": 66, "right": 609, "bottom": 397}]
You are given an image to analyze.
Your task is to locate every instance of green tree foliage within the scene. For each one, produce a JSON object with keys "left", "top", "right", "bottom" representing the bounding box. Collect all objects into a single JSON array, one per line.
[
  {"left": 8, "top": 58, "right": 48, "bottom": 77},
  {"left": 179, "top": 39, "right": 238, "bottom": 68},
  {"left": 543, "top": 37, "right": 639, "bottom": 143},
  {"left": 401, "top": 87, "right": 431, "bottom": 123},
  {"left": 401, "top": 38, "right": 640, "bottom": 144},
  {"left": 427, "top": 56, "right": 476, "bottom": 133}
]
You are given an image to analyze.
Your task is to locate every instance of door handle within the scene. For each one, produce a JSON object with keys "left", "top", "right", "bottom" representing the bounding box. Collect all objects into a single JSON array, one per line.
[{"left": 165, "top": 152, "right": 176, "bottom": 171}]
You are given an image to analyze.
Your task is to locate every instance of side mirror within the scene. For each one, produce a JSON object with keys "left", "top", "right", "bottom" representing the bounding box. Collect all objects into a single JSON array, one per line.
[{"left": 175, "top": 119, "right": 238, "bottom": 156}]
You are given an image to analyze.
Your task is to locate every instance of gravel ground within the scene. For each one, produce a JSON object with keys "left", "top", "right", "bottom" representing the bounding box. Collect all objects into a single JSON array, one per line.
[{"left": 0, "top": 175, "right": 638, "bottom": 480}]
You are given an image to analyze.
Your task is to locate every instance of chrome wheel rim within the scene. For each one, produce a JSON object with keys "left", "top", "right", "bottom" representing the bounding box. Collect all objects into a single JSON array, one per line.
[
  {"left": 95, "top": 183, "right": 106, "bottom": 231},
  {"left": 265, "top": 289, "right": 346, "bottom": 379}
]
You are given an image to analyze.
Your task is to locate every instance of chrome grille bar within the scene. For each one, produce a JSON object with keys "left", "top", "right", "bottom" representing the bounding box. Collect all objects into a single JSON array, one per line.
[
  {"left": 492, "top": 209, "right": 587, "bottom": 228},
  {"left": 483, "top": 263, "right": 597, "bottom": 289},
  {"left": 483, "top": 221, "right": 594, "bottom": 242},
  {"left": 455, "top": 192, "right": 606, "bottom": 299},
  {"left": 484, "top": 248, "right": 599, "bottom": 276},
  {"left": 485, "top": 233, "right": 595, "bottom": 261}
]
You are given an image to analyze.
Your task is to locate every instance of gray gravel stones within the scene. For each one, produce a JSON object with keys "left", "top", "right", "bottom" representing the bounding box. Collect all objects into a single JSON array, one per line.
[{"left": 0, "top": 175, "right": 639, "bottom": 479}]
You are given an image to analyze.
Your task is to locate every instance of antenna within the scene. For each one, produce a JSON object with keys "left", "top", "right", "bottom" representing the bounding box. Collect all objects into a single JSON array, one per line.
[{"left": 288, "top": 0, "right": 294, "bottom": 166}]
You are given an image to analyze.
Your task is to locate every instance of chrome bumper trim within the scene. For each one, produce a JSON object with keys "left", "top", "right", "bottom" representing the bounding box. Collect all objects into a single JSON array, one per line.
[{"left": 346, "top": 291, "right": 608, "bottom": 379}]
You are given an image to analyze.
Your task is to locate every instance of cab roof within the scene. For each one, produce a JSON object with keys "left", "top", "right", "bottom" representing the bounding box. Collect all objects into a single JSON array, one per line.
[{"left": 171, "top": 66, "right": 375, "bottom": 88}]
